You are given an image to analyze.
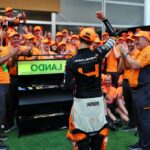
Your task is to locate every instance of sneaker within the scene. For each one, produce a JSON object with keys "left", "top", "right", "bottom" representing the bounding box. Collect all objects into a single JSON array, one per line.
[
  {"left": 3, "top": 125, "right": 16, "bottom": 133},
  {"left": 0, "top": 141, "right": 8, "bottom": 150},
  {"left": 123, "top": 125, "right": 136, "bottom": 131},
  {"left": 128, "top": 142, "right": 142, "bottom": 150},
  {"left": 134, "top": 130, "right": 139, "bottom": 137},
  {"left": 0, "top": 134, "right": 8, "bottom": 141},
  {"left": 114, "top": 119, "right": 124, "bottom": 127}
]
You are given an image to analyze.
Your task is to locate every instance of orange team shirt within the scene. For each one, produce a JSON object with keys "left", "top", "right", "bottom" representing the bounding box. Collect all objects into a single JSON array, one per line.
[
  {"left": 18, "top": 46, "right": 41, "bottom": 60},
  {"left": 123, "top": 49, "right": 140, "bottom": 80},
  {"left": 116, "top": 86, "right": 124, "bottom": 101},
  {"left": 38, "top": 51, "right": 56, "bottom": 60},
  {"left": 5, "top": 45, "right": 18, "bottom": 75},
  {"left": 26, "top": 47, "right": 41, "bottom": 60},
  {"left": 66, "top": 44, "right": 77, "bottom": 59},
  {"left": 0, "top": 46, "right": 10, "bottom": 84},
  {"left": 6, "top": 45, "right": 29, "bottom": 75},
  {"left": 102, "top": 85, "right": 117, "bottom": 104},
  {"left": 129, "top": 45, "right": 150, "bottom": 88},
  {"left": 106, "top": 45, "right": 120, "bottom": 72}
]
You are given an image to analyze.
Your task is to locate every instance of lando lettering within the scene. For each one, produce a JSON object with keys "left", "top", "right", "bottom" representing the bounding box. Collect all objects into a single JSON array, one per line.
[{"left": 31, "top": 63, "right": 62, "bottom": 71}]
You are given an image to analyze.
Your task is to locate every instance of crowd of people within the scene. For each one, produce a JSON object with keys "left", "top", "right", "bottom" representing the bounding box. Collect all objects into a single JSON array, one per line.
[{"left": 0, "top": 6, "right": 150, "bottom": 150}]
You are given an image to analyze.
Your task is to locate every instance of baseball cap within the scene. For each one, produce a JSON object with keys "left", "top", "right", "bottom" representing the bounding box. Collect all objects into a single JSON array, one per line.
[
  {"left": 41, "top": 38, "right": 51, "bottom": 44},
  {"left": 127, "top": 31, "right": 134, "bottom": 36},
  {"left": 126, "top": 35, "right": 135, "bottom": 41},
  {"left": 132, "top": 31, "right": 150, "bottom": 41},
  {"left": 94, "top": 37, "right": 101, "bottom": 43},
  {"left": 50, "top": 40, "right": 57, "bottom": 46},
  {"left": 34, "top": 26, "right": 42, "bottom": 31},
  {"left": 79, "top": 28, "right": 96, "bottom": 42},
  {"left": 56, "top": 32, "right": 63, "bottom": 37},
  {"left": 71, "top": 34, "right": 78, "bottom": 39},
  {"left": 25, "top": 33, "right": 35, "bottom": 40},
  {"left": 5, "top": 7, "right": 13, "bottom": 12},
  {"left": 9, "top": 31, "right": 19, "bottom": 38},
  {"left": 121, "top": 32, "right": 127, "bottom": 37},
  {"left": 58, "top": 41, "right": 66, "bottom": 47},
  {"left": 62, "top": 29, "right": 68, "bottom": 33}
]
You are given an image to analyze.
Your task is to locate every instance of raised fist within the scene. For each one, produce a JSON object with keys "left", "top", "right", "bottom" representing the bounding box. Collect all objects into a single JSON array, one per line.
[{"left": 96, "top": 11, "right": 105, "bottom": 20}]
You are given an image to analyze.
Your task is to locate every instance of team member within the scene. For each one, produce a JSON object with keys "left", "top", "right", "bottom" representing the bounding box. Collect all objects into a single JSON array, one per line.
[
  {"left": 0, "top": 44, "right": 19, "bottom": 150},
  {"left": 118, "top": 36, "right": 139, "bottom": 131},
  {"left": 119, "top": 31, "right": 150, "bottom": 150},
  {"left": 105, "top": 38, "right": 120, "bottom": 87},
  {"left": 64, "top": 11, "right": 117, "bottom": 150}
]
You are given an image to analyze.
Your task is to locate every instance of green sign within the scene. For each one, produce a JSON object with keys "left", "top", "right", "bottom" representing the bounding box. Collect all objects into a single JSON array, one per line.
[{"left": 18, "top": 60, "right": 66, "bottom": 75}]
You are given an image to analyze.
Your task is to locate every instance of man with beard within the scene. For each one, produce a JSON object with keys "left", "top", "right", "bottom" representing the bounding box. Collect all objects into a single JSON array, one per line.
[
  {"left": 118, "top": 36, "right": 139, "bottom": 131},
  {"left": 119, "top": 31, "right": 150, "bottom": 150}
]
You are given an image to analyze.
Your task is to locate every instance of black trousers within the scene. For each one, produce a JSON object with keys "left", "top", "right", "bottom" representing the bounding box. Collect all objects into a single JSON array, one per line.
[
  {"left": 77, "top": 134, "right": 103, "bottom": 150},
  {"left": 5, "top": 75, "right": 18, "bottom": 127},
  {"left": 131, "top": 85, "right": 150, "bottom": 149},
  {"left": 0, "top": 84, "right": 10, "bottom": 126},
  {"left": 122, "top": 79, "right": 135, "bottom": 126}
]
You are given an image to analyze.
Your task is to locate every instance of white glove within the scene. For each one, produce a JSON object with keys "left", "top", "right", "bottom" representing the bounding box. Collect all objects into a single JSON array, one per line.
[{"left": 105, "top": 38, "right": 115, "bottom": 49}]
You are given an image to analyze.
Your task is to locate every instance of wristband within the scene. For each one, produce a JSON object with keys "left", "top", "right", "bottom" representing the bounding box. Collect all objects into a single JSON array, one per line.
[{"left": 122, "top": 53, "right": 128, "bottom": 58}]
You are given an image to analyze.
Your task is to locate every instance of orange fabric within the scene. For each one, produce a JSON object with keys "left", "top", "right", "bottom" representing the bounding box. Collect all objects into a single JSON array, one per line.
[
  {"left": 106, "top": 47, "right": 120, "bottom": 72},
  {"left": 0, "top": 46, "right": 10, "bottom": 84},
  {"left": 78, "top": 64, "right": 99, "bottom": 77},
  {"left": 38, "top": 51, "right": 56, "bottom": 60},
  {"left": 17, "top": 46, "right": 28, "bottom": 61},
  {"left": 9, "top": 66, "right": 17, "bottom": 75},
  {"left": 26, "top": 47, "right": 41, "bottom": 60},
  {"left": 65, "top": 44, "right": 77, "bottom": 59},
  {"left": 5, "top": 7, "right": 13, "bottom": 12},
  {"left": 123, "top": 49, "right": 140, "bottom": 80},
  {"left": 66, "top": 115, "right": 87, "bottom": 142},
  {"left": 102, "top": 85, "right": 117, "bottom": 104},
  {"left": 99, "top": 128, "right": 109, "bottom": 150},
  {"left": 79, "top": 28, "right": 96, "bottom": 42},
  {"left": 117, "top": 86, "right": 122, "bottom": 98},
  {"left": 118, "top": 75, "right": 123, "bottom": 86},
  {"left": 19, "top": 46, "right": 41, "bottom": 60},
  {"left": 132, "top": 31, "right": 150, "bottom": 41},
  {"left": 9, "top": 31, "right": 19, "bottom": 38},
  {"left": 7, "top": 45, "right": 25, "bottom": 75},
  {"left": 129, "top": 46, "right": 150, "bottom": 87}
]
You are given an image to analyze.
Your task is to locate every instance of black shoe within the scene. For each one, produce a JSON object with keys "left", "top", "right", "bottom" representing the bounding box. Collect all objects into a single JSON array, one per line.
[
  {"left": 123, "top": 125, "right": 136, "bottom": 131},
  {"left": 3, "top": 125, "right": 16, "bottom": 133},
  {"left": 0, "top": 141, "right": 8, "bottom": 150},
  {"left": 108, "top": 122, "right": 118, "bottom": 131},
  {"left": 0, "top": 134, "right": 8, "bottom": 141},
  {"left": 134, "top": 130, "right": 139, "bottom": 137},
  {"left": 114, "top": 119, "right": 124, "bottom": 127},
  {"left": 128, "top": 142, "right": 142, "bottom": 150}
]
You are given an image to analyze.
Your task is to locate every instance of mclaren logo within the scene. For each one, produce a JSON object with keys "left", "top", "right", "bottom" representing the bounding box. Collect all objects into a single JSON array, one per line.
[{"left": 87, "top": 102, "right": 99, "bottom": 107}]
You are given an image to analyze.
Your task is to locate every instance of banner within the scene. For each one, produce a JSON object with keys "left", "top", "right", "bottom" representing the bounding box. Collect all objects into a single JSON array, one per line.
[{"left": 18, "top": 60, "right": 66, "bottom": 75}]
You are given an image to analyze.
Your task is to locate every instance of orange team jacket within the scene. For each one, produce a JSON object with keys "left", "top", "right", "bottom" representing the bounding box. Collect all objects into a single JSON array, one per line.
[
  {"left": 18, "top": 46, "right": 41, "bottom": 61},
  {"left": 129, "top": 45, "right": 150, "bottom": 88},
  {"left": 102, "top": 85, "right": 117, "bottom": 104},
  {"left": 0, "top": 46, "right": 10, "bottom": 84},
  {"left": 123, "top": 49, "right": 140, "bottom": 80},
  {"left": 106, "top": 45, "right": 120, "bottom": 72},
  {"left": 38, "top": 50, "right": 56, "bottom": 60}
]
